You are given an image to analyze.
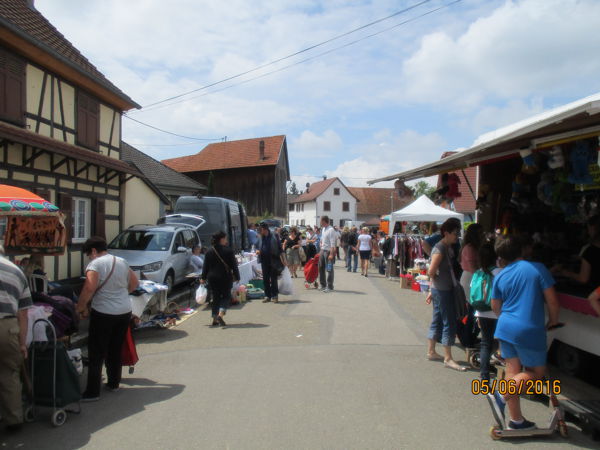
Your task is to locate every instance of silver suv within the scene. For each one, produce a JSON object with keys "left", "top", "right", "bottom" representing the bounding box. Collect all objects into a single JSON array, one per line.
[{"left": 108, "top": 224, "right": 200, "bottom": 292}]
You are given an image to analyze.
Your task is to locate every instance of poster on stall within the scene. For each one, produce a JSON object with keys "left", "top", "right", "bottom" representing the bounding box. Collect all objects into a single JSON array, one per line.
[{"left": 4, "top": 215, "right": 67, "bottom": 255}]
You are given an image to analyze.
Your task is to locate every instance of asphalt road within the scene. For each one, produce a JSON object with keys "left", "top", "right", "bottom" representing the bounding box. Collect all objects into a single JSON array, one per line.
[{"left": 2, "top": 262, "right": 597, "bottom": 449}]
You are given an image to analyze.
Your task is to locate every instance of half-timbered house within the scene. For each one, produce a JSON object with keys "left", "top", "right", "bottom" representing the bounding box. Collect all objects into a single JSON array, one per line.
[{"left": 0, "top": 0, "right": 149, "bottom": 281}]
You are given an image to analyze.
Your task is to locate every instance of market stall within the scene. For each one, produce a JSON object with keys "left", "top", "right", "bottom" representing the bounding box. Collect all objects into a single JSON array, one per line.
[
  {"left": 369, "top": 92, "right": 600, "bottom": 375},
  {"left": 390, "top": 195, "right": 463, "bottom": 234}
]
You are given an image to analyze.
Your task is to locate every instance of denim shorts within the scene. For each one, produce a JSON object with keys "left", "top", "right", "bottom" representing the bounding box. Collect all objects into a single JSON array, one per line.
[{"left": 499, "top": 340, "right": 546, "bottom": 368}]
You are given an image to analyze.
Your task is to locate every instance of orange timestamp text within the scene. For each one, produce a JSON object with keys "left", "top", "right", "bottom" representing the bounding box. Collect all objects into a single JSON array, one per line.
[{"left": 471, "top": 379, "right": 561, "bottom": 396}]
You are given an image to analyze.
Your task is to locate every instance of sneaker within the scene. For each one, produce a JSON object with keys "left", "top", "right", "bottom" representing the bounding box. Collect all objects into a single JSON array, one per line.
[
  {"left": 262, "top": 298, "right": 271, "bottom": 303},
  {"left": 487, "top": 392, "right": 505, "bottom": 425},
  {"left": 104, "top": 383, "right": 119, "bottom": 392},
  {"left": 507, "top": 419, "right": 537, "bottom": 431},
  {"left": 323, "top": 288, "right": 331, "bottom": 293},
  {"left": 273, "top": 297, "right": 279, "bottom": 303},
  {"left": 82, "top": 393, "right": 100, "bottom": 402}
]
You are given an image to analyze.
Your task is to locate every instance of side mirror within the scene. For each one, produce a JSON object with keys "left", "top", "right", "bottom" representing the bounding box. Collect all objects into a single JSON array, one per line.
[{"left": 177, "top": 246, "right": 188, "bottom": 253}]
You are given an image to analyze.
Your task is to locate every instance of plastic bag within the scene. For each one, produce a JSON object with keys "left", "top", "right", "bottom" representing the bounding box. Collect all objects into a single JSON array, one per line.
[
  {"left": 299, "top": 247, "right": 307, "bottom": 263},
  {"left": 67, "top": 348, "right": 83, "bottom": 375},
  {"left": 195, "top": 285, "right": 208, "bottom": 305},
  {"left": 278, "top": 267, "right": 294, "bottom": 296}
]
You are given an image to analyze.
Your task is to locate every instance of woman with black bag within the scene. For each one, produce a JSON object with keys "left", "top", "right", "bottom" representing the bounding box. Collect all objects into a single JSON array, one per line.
[
  {"left": 200, "top": 231, "right": 240, "bottom": 327},
  {"left": 425, "top": 219, "right": 467, "bottom": 372}
]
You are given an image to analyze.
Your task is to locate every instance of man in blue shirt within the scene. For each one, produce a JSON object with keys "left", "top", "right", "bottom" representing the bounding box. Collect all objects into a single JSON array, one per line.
[
  {"left": 247, "top": 223, "right": 259, "bottom": 250},
  {"left": 488, "top": 235, "right": 560, "bottom": 431}
]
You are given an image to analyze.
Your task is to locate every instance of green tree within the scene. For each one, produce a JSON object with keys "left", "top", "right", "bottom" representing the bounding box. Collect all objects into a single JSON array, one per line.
[
  {"left": 412, "top": 181, "right": 436, "bottom": 199},
  {"left": 288, "top": 181, "right": 300, "bottom": 195}
]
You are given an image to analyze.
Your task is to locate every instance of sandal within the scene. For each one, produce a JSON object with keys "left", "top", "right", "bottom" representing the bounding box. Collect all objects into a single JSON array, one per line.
[
  {"left": 444, "top": 360, "right": 467, "bottom": 372},
  {"left": 427, "top": 353, "right": 444, "bottom": 361}
]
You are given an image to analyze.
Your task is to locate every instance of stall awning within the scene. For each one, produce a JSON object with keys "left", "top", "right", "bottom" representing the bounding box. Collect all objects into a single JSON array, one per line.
[{"left": 368, "top": 93, "right": 600, "bottom": 184}]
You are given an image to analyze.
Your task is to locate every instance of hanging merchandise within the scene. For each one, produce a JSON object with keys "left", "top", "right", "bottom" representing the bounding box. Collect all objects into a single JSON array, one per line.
[
  {"left": 547, "top": 146, "right": 565, "bottom": 169},
  {"left": 476, "top": 184, "right": 491, "bottom": 214},
  {"left": 433, "top": 173, "right": 450, "bottom": 201},
  {"left": 568, "top": 140, "right": 595, "bottom": 185},
  {"left": 537, "top": 172, "right": 554, "bottom": 206},
  {"left": 519, "top": 149, "right": 538, "bottom": 174},
  {"left": 510, "top": 173, "right": 530, "bottom": 211},
  {"left": 446, "top": 173, "right": 462, "bottom": 199}
]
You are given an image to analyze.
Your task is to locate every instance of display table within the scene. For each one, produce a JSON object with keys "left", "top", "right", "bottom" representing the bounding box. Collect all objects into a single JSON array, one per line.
[
  {"left": 130, "top": 281, "right": 168, "bottom": 319},
  {"left": 238, "top": 259, "right": 259, "bottom": 285}
]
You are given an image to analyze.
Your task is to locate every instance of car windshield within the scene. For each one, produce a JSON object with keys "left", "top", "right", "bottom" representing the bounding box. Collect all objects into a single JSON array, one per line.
[
  {"left": 159, "top": 216, "right": 206, "bottom": 229},
  {"left": 109, "top": 230, "right": 173, "bottom": 251}
]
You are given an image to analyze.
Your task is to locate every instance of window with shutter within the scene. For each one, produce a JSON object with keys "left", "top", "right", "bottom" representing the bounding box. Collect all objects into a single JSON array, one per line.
[
  {"left": 0, "top": 48, "right": 25, "bottom": 126},
  {"left": 77, "top": 91, "right": 99, "bottom": 150}
]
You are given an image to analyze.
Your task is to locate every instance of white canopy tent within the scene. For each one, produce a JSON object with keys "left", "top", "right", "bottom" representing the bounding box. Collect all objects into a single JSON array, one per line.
[{"left": 390, "top": 195, "right": 463, "bottom": 233}]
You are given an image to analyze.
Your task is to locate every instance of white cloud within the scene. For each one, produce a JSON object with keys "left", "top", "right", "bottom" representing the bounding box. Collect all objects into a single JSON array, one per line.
[
  {"left": 459, "top": 97, "right": 546, "bottom": 135},
  {"left": 401, "top": 0, "right": 600, "bottom": 109},
  {"left": 324, "top": 129, "right": 447, "bottom": 187},
  {"left": 289, "top": 130, "right": 342, "bottom": 159}
]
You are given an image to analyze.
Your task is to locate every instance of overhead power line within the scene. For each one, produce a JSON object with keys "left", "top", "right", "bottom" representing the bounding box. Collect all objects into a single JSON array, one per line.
[
  {"left": 124, "top": 115, "right": 225, "bottom": 141},
  {"left": 137, "top": 0, "right": 462, "bottom": 114},
  {"left": 139, "top": 0, "right": 433, "bottom": 110}
]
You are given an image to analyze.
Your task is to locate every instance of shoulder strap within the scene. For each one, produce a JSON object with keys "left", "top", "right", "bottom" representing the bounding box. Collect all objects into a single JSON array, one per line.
[
  {"left": 93, "top": 256, "right": 116, "bottom": 298},
  {"left": 212, "top": 246, "right": 232, "bottom": 273}
]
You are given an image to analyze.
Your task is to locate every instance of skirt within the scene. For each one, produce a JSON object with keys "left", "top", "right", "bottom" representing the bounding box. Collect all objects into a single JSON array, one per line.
[{"left": 286, "top": 248, "right": 301, "bottom": 265}]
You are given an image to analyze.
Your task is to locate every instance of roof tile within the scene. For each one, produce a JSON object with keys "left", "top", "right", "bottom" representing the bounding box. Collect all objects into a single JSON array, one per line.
[
  {"left": 162, "top": 135, "right": 286, "bottom": 172},
  {"left": 347, "top": 187, "right": 413, "bottom": 216}
]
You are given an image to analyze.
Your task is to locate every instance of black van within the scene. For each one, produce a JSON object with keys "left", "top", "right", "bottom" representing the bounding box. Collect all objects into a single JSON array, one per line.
[{"left": 173, "top": 196, "right": 248, "bottom": 252}]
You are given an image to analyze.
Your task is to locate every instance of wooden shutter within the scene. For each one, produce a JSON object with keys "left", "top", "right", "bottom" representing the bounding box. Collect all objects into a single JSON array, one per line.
[
  {"left": 94, "top": 198, "right": 105, "bottom": 239},
  {"left": 0, "top": 48, "right": 25, "bottom": 125},
  {"left": 58, "top": 193, "right": 73, "bottom": 244},
  {"left": 77, "top": 92, "right": 99, "bottom": 150}
]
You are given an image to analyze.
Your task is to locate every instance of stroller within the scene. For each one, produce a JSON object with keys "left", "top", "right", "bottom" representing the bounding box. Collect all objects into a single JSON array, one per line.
[
  {"left": 25, "top": 319, "right": 81, "bottom": 427},
  {"left": 304, "top": 254, "right": 320, "bottom": 289}
]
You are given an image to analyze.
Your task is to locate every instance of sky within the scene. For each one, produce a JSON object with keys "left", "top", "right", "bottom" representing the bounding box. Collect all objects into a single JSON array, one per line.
[{"left": 36, "top": 0, "right": 600, "bottom": 189}]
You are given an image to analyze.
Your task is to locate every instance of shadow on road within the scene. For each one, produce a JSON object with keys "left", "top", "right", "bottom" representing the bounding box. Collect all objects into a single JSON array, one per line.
[
  {"left": 219, "top": 322, "right": 269, "bottom": 329},
  {"left": 133, "top": 328, "right": 189, "bottom": 344},
  {"left": 277, "top": 299, "right": 311, "bottom": 305},
  {"left": 333, "top": 290, "right": 366, "bottom": 295},
  {"left": 1, "top": 378, "right": 185, "bottom": 450}
]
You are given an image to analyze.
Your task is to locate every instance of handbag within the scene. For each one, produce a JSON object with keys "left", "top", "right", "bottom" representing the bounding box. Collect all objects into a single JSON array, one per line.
[
  {"left": 299, "top": 246, "right": 307, "bottom": 263},
  {"left": 446, "top": 246, "right": 468, "bottom": 320}
]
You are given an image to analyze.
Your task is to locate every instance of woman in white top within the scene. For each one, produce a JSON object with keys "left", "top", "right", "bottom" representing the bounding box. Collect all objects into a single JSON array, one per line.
[
  {"left": 357, "top": 227, "right": 373, "bottom": 277},
  {"left": 76, "top": 236, "right": 138, "bottom": 401}
]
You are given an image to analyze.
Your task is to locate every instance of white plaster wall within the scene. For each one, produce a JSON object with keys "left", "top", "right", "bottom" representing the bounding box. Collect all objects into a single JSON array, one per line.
[
  {"left": 315, "top": 179, "right": 357, "bottom": 227},
  {"left": 123, "top": 177, "right": 163, "bottom": 229}
]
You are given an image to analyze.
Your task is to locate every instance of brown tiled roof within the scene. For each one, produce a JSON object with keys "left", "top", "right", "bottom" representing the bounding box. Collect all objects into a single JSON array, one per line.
[
  {"left": 0, "top": 0, "right": 139, "bottom": 108},
  {"left": 0, "top": 120, "right": 141, "bottom": 176},
  {"left": 348, "top": 187, "right": 413, "bottom": 216},
  {"left": 162, "top": 135, "right": 286, "bottom": 172},
  {"left": 439, "top": 151, "right": 477, "bottom": 213}
]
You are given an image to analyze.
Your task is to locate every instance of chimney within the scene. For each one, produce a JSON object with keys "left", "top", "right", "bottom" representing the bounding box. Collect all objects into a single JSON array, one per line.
[
  {"left": 322, "top": 175, "right": 327, "bottom": 181},
  {"left": 259, "top": 140, "right": 265, "bottom": 160},
  {"left": 305, "top": 182, "right": 310, "bottom": 193},
  {"left": 26, "top": 0, "right": 35, "bottom": 8}
]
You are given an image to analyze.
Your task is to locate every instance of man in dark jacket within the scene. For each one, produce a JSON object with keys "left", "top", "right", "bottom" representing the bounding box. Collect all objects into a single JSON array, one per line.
[
  {"left": 346, "top": 226, "right": 359, "bottom": 272},
  {"left": 257, "top": 223, "right": 283, "bottom": 303}
]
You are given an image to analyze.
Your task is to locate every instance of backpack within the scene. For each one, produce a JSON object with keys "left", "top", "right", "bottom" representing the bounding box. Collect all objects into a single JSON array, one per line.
[{"left": 469, "top": 267, "right": 496, "bottom": 311}]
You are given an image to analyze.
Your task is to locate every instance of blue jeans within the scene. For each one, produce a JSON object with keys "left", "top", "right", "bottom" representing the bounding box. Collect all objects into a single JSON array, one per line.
[
  {"left": 427, "top": 288, "right": 456, "bottom": 347},
  {"left": 478, "top": 317, "right": 497, "bottom": 380},
  {"left": 346, "top": 249, "right": 358, "bottom": 272}
]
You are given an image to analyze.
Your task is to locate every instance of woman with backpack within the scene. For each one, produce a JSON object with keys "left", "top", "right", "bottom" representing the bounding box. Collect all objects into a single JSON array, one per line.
[{"left": 470, "top": 243, "right": 502, "bottom": 380}]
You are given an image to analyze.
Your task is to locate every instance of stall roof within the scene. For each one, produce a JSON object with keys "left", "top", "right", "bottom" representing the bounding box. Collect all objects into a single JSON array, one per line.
[
  {"left": 391, "top": 195, "right": 463, "bottom": 225},
  {"left": 368, "top": 92, "right": 600, "bottom": 184}
]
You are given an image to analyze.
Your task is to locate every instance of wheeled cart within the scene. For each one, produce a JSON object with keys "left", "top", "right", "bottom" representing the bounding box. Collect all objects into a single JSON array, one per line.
[{"left": 25, "top": 319, "right": 81, "bottom": 427}]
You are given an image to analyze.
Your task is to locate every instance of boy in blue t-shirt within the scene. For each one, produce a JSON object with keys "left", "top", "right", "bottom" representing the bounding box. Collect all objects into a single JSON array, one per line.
[{"left": 487, "top": 235, "right": 560, "bottom": 431}]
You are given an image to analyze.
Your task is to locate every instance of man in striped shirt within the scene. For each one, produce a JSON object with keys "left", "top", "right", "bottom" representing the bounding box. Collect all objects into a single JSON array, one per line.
[{"left": 0, "top": 245, "right": 32, "bottom": 431}]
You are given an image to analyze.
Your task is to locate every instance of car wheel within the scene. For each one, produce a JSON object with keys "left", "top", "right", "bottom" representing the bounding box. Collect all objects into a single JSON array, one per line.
[{"left": 164, "top": 271, "right": 174, "bottom": 294}]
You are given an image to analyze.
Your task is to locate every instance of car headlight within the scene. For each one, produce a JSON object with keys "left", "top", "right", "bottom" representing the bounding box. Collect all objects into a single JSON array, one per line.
[{"left": 140, "top": 261, "right": 163, "bottom": 272}]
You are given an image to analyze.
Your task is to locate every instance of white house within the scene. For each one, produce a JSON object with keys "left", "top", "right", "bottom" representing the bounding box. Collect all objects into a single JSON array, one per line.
[{"left": 289, "top": 178, "right": 358, "bottom": 228}]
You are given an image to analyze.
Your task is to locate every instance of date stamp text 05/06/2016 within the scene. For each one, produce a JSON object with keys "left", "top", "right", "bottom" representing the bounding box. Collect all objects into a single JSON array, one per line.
[{"left": 471, "top": 379, "right": 561, "bottom": 396}]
